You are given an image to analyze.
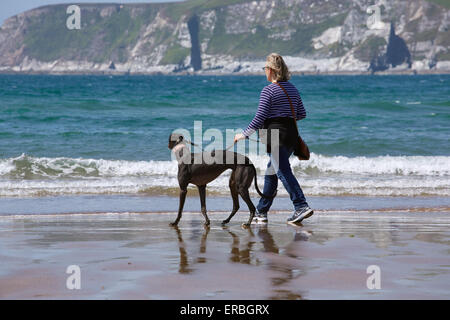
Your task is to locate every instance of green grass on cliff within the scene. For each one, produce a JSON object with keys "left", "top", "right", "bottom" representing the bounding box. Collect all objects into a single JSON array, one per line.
[
  {"left": 23, "top": 5, "right": 157, "bottom": 63},
  {"left": 160, "top": 43, "right": 190, "bottom": 65},
  {"left": 354, "top": 36, "right": 387, "bottom": 62},
  {"left": 164, "top": 0, "right": 249, "bottom": 21},
  {"left": 206, "top": 11, "right": 348, "bottom": 58},
  {"left": 425, "top": 0, "right": 450, "bottom": 9}
]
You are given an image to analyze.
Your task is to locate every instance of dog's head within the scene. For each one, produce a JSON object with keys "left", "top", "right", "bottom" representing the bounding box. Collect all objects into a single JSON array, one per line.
[{"left": 168, "top": 133, "right": 184, "bottom": 150}]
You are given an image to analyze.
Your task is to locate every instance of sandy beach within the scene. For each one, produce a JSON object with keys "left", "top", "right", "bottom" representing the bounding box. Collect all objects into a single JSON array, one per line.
[{"left": 1, "top": 197, "right": 449, "bottom": 300}]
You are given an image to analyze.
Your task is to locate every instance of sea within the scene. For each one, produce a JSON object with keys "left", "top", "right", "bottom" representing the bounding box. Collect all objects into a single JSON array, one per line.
[{"left": 0, "top": 74, "right": 449, "bottom": 215}]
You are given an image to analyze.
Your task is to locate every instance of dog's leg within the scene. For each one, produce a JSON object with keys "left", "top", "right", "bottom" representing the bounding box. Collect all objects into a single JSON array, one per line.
[
  {"left": 196, "top": 225, "right": 210, "bottom": 263},
  {"left": 237, "top": 185, "right": 256, "bottom": 228},
  {"left": 172, "top": 226, "right": 191, "bottom": 273},
  {"left": 197, "top": 185, "right": 210, "bottom": 226},
  {"left": 222, "top": 171, "right": 240, "bottom": 225},
  {"left": 226, "top": 229, "right": 240, "bottom": 263},
  {"left": 170, "top": 187, "right": 187, "bottom": 226}
]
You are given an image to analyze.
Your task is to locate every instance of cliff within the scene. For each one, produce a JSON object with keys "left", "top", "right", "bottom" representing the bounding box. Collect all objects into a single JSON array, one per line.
[{"left": 0, "top": 0, "right": 449, "bottom": 74}]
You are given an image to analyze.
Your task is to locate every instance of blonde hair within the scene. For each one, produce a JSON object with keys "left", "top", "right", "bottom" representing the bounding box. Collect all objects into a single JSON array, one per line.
[{"left": 266, "top": 53, "right": 291, "bottom": 82}]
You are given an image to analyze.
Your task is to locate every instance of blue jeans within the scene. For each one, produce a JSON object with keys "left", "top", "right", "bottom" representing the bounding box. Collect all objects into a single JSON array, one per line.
[{"left": 256, "top": 145, "right": 308, "bottom": 214}]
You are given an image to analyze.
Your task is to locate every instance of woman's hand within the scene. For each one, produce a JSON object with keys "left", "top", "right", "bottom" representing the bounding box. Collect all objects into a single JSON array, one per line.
[{"left": 234, "top": 133, "right": 246, "bottom": 143}]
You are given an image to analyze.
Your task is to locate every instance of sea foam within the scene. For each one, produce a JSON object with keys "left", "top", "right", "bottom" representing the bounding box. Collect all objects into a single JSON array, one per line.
[{"left": 0, "top": 153, "right": 449, "bottom": 197}]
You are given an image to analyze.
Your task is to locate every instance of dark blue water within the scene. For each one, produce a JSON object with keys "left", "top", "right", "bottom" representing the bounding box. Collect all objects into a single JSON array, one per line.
[{"left": 1, "top": 74, "right": 449, "bottom": 160}]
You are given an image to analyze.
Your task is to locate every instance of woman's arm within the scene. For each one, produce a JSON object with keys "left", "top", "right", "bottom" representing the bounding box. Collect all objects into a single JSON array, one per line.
[
  {"left": 242, "top": 86, "right": 272, "bottom": 137},
  {"left": 296, "top": 93, "right": 306, "bottom": 121}
]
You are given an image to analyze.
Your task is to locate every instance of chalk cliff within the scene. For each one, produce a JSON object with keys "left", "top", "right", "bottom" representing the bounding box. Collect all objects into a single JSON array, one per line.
[{"left": 0, "top": 0, "right": 449, "bottom": 74}]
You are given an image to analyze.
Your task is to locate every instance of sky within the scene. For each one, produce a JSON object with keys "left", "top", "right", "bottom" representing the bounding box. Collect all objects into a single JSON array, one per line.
[{"left": 0, "top": 0, "right": 184, "bottom": 25}]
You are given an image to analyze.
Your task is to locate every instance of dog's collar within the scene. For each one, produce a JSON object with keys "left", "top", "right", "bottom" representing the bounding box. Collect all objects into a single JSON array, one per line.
[
  {"left": 172, "top": 143, "right": 186, "bottom": 154},
  {"left": 172, "top": 143, "right": 192, "bottom": 164}
]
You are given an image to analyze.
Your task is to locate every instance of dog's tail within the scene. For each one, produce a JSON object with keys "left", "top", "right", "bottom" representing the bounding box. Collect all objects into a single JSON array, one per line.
[{"left": 252, "top": 164, "right": 277, "bottom": 199}]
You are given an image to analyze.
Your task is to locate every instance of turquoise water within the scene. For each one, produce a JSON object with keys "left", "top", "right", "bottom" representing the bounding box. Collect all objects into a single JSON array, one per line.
[{"left": 0, "top": 74, "right": 449, "bottom": 198}]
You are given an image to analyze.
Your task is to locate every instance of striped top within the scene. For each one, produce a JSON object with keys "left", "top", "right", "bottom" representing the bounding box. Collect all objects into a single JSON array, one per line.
[{"left": 242, "top": 81, "right": 306, "bottom": 137}]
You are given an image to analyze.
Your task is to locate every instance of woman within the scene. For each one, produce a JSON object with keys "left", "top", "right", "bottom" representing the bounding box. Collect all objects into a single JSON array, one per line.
[{"left": 234, "top": 53, "right": 313, "bottom": 224}]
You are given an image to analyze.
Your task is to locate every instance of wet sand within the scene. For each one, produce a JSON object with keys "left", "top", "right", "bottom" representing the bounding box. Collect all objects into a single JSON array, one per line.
[{"left": 0, "top": 209, "right": 449, "bottom": 299}]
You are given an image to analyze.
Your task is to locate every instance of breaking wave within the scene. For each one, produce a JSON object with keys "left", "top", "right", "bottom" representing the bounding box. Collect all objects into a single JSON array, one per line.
[{"left": 0, "top": 153, "right": 449, "bottom": 197}]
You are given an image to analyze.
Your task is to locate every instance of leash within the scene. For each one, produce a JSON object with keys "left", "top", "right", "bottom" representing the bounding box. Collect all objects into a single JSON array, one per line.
[{"left": 186, "top": 137, "right": 260, "bottom": 152}]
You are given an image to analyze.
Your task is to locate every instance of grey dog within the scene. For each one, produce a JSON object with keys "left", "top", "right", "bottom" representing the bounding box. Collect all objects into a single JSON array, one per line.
[{"left": 168, "top": 133, "right": 275, "bottom": 227}]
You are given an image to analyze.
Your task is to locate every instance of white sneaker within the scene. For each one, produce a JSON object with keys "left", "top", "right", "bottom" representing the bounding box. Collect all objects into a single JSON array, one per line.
[
  {"left": 287, "top": 206, "right": 314, "bottom": 224},
  {"left": 254, "top": 210, "right": 268, "bottom": 224}
]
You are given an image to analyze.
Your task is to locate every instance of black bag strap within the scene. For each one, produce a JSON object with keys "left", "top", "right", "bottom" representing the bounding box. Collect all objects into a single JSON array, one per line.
[{"left": 275, "top": 82, "right": 301, "bottom": 139}]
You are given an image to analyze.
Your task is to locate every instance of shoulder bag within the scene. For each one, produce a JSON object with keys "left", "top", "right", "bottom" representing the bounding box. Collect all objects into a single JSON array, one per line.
[{"left": 275, "top": 82, "right": 310, "bottom": 161}]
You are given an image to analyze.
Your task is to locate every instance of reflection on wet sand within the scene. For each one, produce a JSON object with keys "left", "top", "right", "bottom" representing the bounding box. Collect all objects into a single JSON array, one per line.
[
  {"left": 0, "top": 211, "right": 449, "bottom": 299},
  {"left": 172, "top": 222, "right": 312, "bottom": 299},
  {"left": 224, "top": 226, "right": 255, "bottom": 264},
  {"left": 258, "top": 224, "right": 312, "bottom": 299},
  {"left": 172, "top": 225, "right": 210, "bottom": 274}
]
